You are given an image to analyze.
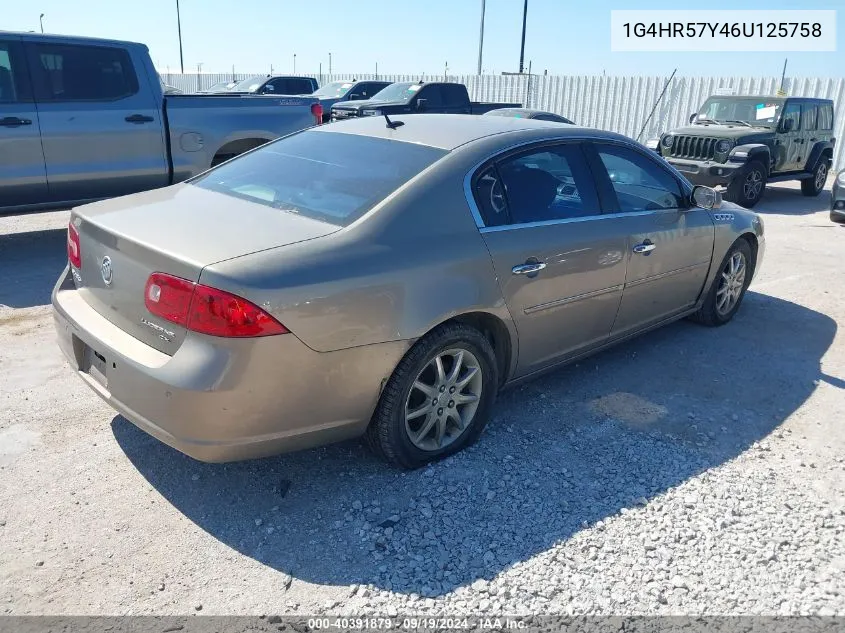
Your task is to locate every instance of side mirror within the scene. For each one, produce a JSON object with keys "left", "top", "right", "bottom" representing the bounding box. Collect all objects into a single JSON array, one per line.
[
  {"left": 781, "top": 118, "right": 794, "bottom": 132},
  {"left": 416, "top": 98, "right": 427, "bottom": 111},
  {"left": 689, "top": 112, "right": 697, "bottom": 124},
  {"left": 348, "top": 93, "right": 362, "bottom": 100},
  {"left": 263, "top": 85, "right": 275, "bottom": 93},
  {"left": 691, "top": 185, "right": 721, "bottom": 210}
]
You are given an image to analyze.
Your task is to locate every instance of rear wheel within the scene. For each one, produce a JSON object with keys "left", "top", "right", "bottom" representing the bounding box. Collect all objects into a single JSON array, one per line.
[
  {"left": 366, "top": 323, "right": 499, "bottom": 469},
  {"left": 691, "top": 239, "right": 753, "bottom": 327},
  {"left": 725, "top": 161, "right": 767, "bottom": 208},
  {"left": 801, "top": 158, "right": 829, "bottom": 196}
]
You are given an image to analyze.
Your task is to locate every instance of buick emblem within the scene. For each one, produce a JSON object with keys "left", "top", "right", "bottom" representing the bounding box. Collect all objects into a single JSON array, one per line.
[{"left": 101, "top": 256, "right": 113, "bottom": 285}]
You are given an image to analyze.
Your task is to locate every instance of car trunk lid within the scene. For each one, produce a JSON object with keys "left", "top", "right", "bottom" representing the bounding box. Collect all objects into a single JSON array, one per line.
[{"left": 70, "top": 183, "right": 339, "bottom": 354}]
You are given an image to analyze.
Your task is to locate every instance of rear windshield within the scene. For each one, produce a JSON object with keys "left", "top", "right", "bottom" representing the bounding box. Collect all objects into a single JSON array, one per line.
[{"left": 190, "top": 131, "right": 448, "bottom": 226}]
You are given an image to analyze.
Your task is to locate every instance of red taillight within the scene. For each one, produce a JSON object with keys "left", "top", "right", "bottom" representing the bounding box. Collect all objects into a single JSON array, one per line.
[
  {"left": 144, "top": 272, "right": 289, "bottom": 338},
  {"left": 67, "top": 222, "right": 82, "bottom": 268},
  {"left": 144, "top": 273, "right": 194, "bottom": 327},
  {"left": 310, "top": 102, "right": 323, "bottom": 125}
]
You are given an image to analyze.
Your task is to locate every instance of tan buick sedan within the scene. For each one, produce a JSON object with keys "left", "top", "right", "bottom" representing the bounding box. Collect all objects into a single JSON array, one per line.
[{"left": 53, "top": 114, "right": 765, "bottom": 468}]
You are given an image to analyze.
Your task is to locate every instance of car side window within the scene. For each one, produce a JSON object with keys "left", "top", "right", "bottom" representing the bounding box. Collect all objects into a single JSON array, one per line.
[
  {"left": 593, "top": 143, "right": 686, "bottom": 212},
  {"left": 27, "top": 43, "right": 138, "bottom": 102},
  {"left": 0, "top": 40, "right": 31, "bottom": 103},
  {"left": 416, "top": 85, "right": 443, "bottom": 107},
  {"left": 441, "top": 84, "right": 468, "bottom": 106},
  {"left": 818, "top": 103, "right": 834, "bottom": 130},
  {"left": 781, "top": 102, "right": 801, "bottom": 131},
  {"left": 801, "top": 102, "right": 818, "bottom": 131},
  {"left": 472, "top": 143, "right": 600, "bottom": 227}
]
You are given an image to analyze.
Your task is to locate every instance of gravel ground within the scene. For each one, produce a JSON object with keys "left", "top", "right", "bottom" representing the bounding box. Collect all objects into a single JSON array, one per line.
[{"left": 1, "top": 182, "right": 843, "bottom": 617}]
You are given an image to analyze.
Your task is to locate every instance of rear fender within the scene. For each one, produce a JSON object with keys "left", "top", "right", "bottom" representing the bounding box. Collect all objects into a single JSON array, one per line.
[{"left": 805, "top": 141, "right": 834, "bottom": 171}]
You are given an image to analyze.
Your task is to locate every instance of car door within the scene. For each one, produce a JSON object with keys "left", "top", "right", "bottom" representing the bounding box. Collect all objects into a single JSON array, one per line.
[
  {"left": 25, "top": 39, "right": 169, "bottom": 204},
  {"left": 584, "top": 141, "right": 715, "bottom": 336},
  {"left": 775, "top": 100, "right": 803, "bottom": 172},
  {"left": 0, "top": 37, "right": 48, "bottom": 208},
  {"left": 472, "top": 141, "right": 629, "bottom": 377},
  {"left": 798, "top": 100, "right": 818, "bottom": 170},
  {"left": 440, "top": 83, "right": 471, "bottom": 114},
  {"left": 413, "top": 84, "right": 444, "bottom": 113}
]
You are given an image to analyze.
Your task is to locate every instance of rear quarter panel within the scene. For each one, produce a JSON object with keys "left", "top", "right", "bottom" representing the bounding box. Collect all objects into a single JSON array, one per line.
[
  {"left": 197, "top": 146, "right": 517, "bottom": 359},
  {"left": 164, "top": 95, "right": 318, "bottom": 180}
]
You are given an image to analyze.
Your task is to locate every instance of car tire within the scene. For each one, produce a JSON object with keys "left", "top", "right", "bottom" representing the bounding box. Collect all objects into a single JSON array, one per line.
[
  {"left": 690, "top": 238, "right": 754, "bottom": 327},
  {"left": 724, "top": 161, "right": 767, "bottom": 208},
  {"left": 366, "top": 323, "right": 499, "bottom": 469},
  {"left": 801, "top": 158, "right": 829, "bottom": 197},
  {"left": 831, "top": 212, "right": 845, "bottom": 224}
]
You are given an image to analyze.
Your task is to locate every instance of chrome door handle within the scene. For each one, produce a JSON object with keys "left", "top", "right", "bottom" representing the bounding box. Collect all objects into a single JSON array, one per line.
[
  {"left": 512, "top": 262, "right": 547, "bottom": 275},
  {"left": 633, "top": 242, "right": 656, "bottom": 254}
]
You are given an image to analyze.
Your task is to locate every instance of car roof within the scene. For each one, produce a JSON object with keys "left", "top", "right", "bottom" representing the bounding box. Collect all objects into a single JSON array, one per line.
[
  {"left": 4, "top": 30, "right": 146, "bottom": 48},
  {"left": 314, "top": 113, "right": 625, "bottom": 151}
]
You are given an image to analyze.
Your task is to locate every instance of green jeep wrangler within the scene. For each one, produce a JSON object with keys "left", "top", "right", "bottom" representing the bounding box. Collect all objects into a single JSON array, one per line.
[{"left": 650, "top": 95, "right": 836, "bottom": 208}]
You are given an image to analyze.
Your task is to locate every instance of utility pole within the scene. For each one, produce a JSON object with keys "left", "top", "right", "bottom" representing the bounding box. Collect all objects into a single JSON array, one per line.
[
  {"left": 175, "top": 0, "right": 185, "bottom": 73},
  {"left": 293, "top": 54, "right": 296, "bottom": 74},
  {"left": 328, "top": 52, "right": 332, "bottom": 75},
  {"left": 518, "top": 0, "right": 528, "bottom": 74},
  {"left": 39, "top": 13, "right": 45, "bottom": 33},
  {"left": 476, "top": 0, "right": 486, "bottom": 75},
  {"left": 375, "top": 62, "right": 378, "bottom": 79}
]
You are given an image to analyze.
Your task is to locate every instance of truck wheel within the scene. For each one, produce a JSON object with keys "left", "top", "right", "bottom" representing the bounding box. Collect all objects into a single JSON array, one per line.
[
  {"left": 801, "top": 159, "right": 829, "bottom": 197},
  {"left": 366, "top": 323, "right": 499, "bottom": 469},
  {"left": 725, "top": 161, "right": 767, "bottom": 208}
]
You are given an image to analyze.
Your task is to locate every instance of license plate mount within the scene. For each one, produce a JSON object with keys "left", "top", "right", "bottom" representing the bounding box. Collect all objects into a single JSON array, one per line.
[{"left": 82, "top": 344, "right": 108, "bottom": 389}]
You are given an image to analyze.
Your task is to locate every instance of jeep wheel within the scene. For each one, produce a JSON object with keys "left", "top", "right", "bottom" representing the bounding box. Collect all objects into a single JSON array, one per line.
[
  {"left": 801, "top": 159, "right": 828, "bottom": 197},
  {"left": 725, "top": 161, "right": 767, "bottom": 208}
]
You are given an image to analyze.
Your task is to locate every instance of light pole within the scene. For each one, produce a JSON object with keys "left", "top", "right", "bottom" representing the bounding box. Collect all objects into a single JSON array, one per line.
[
  {"left": 39, "top": 13, "right": 45, "bottom": 33},
  {"left": 328, "top": 52, "right": 332, "bottom": 75},
  {"left": 518, "top": 0, "right": 527, "bottom": 74},
  {"left": 476, "top": 0, "right": 486, "bottom": 75},
  {"left": 175, "top": 0, "right": 185, "bottom": 74},
  {"left": 293, "top": 53, "right": 296, "bottom": 74}
]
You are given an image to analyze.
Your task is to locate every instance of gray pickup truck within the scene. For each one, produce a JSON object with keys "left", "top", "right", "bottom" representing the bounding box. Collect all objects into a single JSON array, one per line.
[{"left": 0, "top": 32, "right": 322, "bottom": 212}]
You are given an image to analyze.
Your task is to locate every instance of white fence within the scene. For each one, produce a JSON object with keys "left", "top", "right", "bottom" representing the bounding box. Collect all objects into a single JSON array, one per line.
[{"left": 160, "top": 72, "right": 845, "bottom": 171}]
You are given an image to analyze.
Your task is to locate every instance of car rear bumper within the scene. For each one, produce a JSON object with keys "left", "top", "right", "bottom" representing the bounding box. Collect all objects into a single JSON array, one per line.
[
  {"left": 666, "top": 158, "right": 743, "bottom": 187},
  {"left": 51, "top": 267, "right": 409, "bottom": 462}
]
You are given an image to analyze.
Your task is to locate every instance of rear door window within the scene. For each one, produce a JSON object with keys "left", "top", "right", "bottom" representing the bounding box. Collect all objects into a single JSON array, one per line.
[
  {"left": 441, "top": 83, "right": 469, "bottom": 107},
  {"left": 191, "top": 131, "right": 448, "bottom": 226},
  {"left": 26, "top": 42, "right": 138, "bottom": 101},
  {"left": 801, "top": 102, "right": 818, "bottom": 131}
]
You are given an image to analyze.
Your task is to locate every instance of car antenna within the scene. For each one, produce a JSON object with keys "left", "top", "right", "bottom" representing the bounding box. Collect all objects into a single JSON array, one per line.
[{"left": 384, "top": 113, "right": 404, "bottom": 129}]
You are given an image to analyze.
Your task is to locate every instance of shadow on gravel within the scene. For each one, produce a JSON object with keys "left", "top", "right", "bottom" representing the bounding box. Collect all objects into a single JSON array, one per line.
[
  {"left": 114, "top": 291, "right": 836, "bottom": 597},
  {"left": 753, "top": 184, "right": 832, "bottom": 217},
  {"left": 0, "top": 229, "right": 66, "bottom": 308}
]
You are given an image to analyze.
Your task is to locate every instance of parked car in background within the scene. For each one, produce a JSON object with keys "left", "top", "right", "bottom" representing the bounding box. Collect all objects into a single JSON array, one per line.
[
  {"left": 485, "top": 107, "right": 574, "bottom": 124},
  {"left": 832, "top": 168, "right": 845, "bottom": 223},
  {"left": 330, "top": 81, "right": 520, "bottom": 120},
  {"left": 227, "top": 75, "right": 318, "bottom": 95},
  {"left": 312, "top": 79, "right": 391, "bottom": 122},
  {"left": 53, "top": 114, "right": 764, "bottom": 468},
  {"left": 648, "top": 95, "right": 836, "bottom": 208},
  {"left": 199, "top": 80, "right": 238, "bottom": 94},
  {"left": 0, "top": 33, "right": 323, "bottom": 212}
]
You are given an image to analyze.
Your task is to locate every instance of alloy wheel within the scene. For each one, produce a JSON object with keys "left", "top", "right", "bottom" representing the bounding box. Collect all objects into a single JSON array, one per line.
[
  {"left": 404, "top": 348, "right": 483, "bottom": 451},
  {"left": 716, "top": 251, "right": 747, "bottom": 316},
  {"left": 815, "top": 163, "right": 828, "bottom": 191},
  {"left": 743, "top": 170, "right": 764, "bottom": 201}
]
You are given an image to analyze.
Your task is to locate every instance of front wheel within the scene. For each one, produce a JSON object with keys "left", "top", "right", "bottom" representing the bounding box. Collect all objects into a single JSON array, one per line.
[
  {"left": 725, "top": 161, "right": 767, "bottom": 208},
  {"left": 366, "top": 323, "right": 499, "bottom": 469},
  {"left": 801, "top": 159, "right": 829, "bottom": 197},
  {"left": 691, "top": 239, "right": 753, "bottom": 327}
]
